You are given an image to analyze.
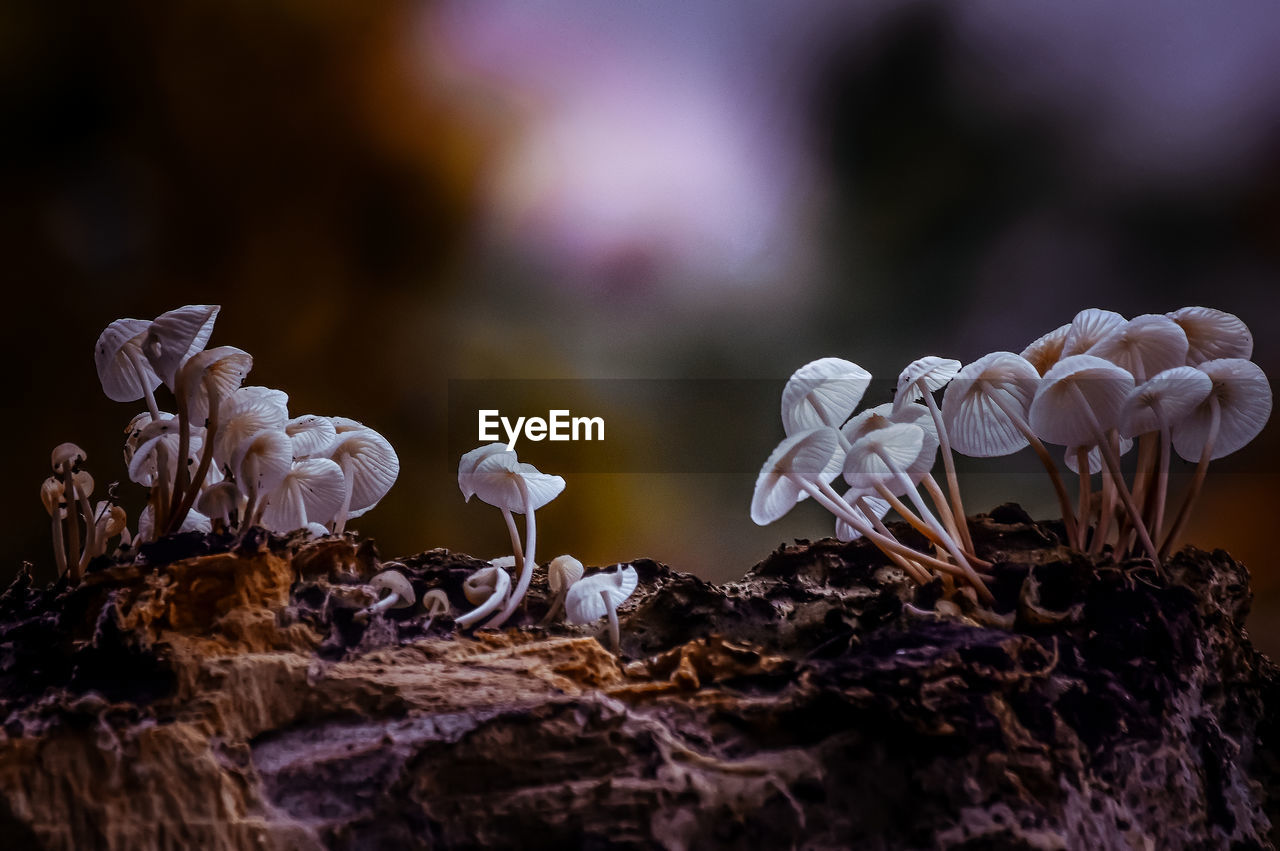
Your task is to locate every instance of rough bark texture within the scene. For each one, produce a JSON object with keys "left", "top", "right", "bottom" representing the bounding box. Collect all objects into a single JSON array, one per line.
[{"left": 0, "top": 506, "right": 1276, "bottom": 849}]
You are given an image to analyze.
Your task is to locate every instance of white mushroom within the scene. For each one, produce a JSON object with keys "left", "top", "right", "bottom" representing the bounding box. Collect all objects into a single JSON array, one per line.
[
  {"left": 781, "top": 357, "right": 872, "bottom": 435},
  {"left": 196, "top": 481, "right": 244, "bottom": 533},
  {"left": 455, "top": 565, "right": 512, "bottom": 629},
  {"left": 1167, "top": 306, "right": 1253, "bottom": 364},
  {"left": 232, "top": 428, "right": 294, "bottom": 529},
  {"left": 1162, "top": 358, "right": 1272, "bottom": 556},
  {"left": 212, "top": 386, "right": 290, "bottom": 470},
  {"left": 540, "top": 554, "right": 586, "bottom": 625},
  {"left": 286, "top": 415, "right": 338, "bottom": 459},
  {"left": 458, "top": 443, "right": 526, "bottom": 567},
  {"left": 325, "top": 423, "right": 399, "bottom": 534},
  {"left": 1086, "top": 314, "right": 1188, "bottom": 383},
  {"left": 95, "top": 318, "right": 163, "bottom": 419},
  {"left": 565, "top": 565, "right": 639, "bottom": 655},
  {"left": 1028, "top": 354, "right": 1159, "bottom": 565},
  {"left": 1021, "top": 323, "right": 1071, "bottom": 376},
  {"left": 462, "top": 449, "right": 565, "bottom": 629},
  {"left": 141, "top": 304, "right": 220, "bottom": 393},
  {"left": 1060, "top": 308, "right": 1126, "bottom": 357},
  {"left": 357, "top": 568, "right": 417, "bottom": 621},
  {"left": 941, "top": 351, "right": 1081, "bottom": 548},
  {"left": 258, "top": 458, "right": 346, "bottom": 533}
]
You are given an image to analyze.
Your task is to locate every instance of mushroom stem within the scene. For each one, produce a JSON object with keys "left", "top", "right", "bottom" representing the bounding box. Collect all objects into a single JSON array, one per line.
[
  {"left": 882, "top": 460, "right": 993, "bottom": 604},
  {"left": 1065, "top": 383, "right": 1162, "bottom": 567},
  {"left": 76, "top": 490, "right": 98, "bottom": 573},
  {"left": 920, "top": 389, "right": 974, "bottom": 553},
  {"left": 1152, "top": 424, "right": 1174, "bottom": 544},
  {"left": 60, "top": 467, "right": 83, "bottom": 584},
  {"left": 539, "top": 587, "right": 570, "bottom": 626},
  {"left": 502, "top": 508, "right": 526, "bottom": 567},
  {"left": 332, "top": 458, "right": 355, "bottom": 534},
  {"left": 873, "top": 483, "right": 951, "bottom": 551},
  {"left": 364, "top": 592, "right": 401, "bottom": 618},
  {"left": 1075, "top": 447, "right": 1091, "bottom": 551},
  {"left": 50, "top": 505, "right": 68, "bottom": 578},
  {"left": 981, "top": 382, "right": 1081, "bottom": 548},
  {"left": 168, "top": 380, "right": 225, "bottom": 534},
  {"left": 1129, "top": 432, "right": 1159, "bottom": 530},
  {"left": 922, "top": 474, "right": 967, "bottom": 556},
  {"left": 455, "top": 569, "right": 511, "bottom": 629},
  {"left": 603, "top": 591, "right": 621, "bottom": 655},
  {"left": 484, "top": 477, "right": 537, "bottom": 629},
  {"left": 808, "top": 481, "right": 982, "bottom": 583},
  {"left": 858, "top": 497, "right": 932, "bottom": 584},
  {"left": 124, "top": 346, "right": 162, "bottom": 422},
  {"left": 1090, "top": 455, "right": 1115, "bottom": 556},
  {"left": 1160, "top": 395, "right": 1220, "bottom": 559}
]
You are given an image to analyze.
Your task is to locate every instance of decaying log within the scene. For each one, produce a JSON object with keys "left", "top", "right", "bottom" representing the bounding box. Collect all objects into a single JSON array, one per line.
[{"left": 0, "top": 506, "right": 1276, "bottom": 849}]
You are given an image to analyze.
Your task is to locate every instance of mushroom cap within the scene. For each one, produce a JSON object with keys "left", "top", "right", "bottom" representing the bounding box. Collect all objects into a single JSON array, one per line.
[
  {"left": 51, "top": 442, "right": 86, "bottom": 474},
  {"left": 750, "top": 427, "right": 842, "bottom": 526},
  {"left": 286, "top": 415, "right": 337, "bottom": 459},
  {"left": 893, "top": 356, "right": 961, "bottom": 413},
  {"left": 1171, "top": 358, "right": 1272, "bottom": 462},
  {"left": 1028, "top": 355, "right": 1134, "bottom": 447},
  {"left": 1063, "top": 437, "right": 1134, "bottom": 475},
  {"left": 126, "top": 415, "right": 198, "bottom": 487},
  {"left": 463, "top": 565, "right": 511, "bottom": 605},
  {"left": 421, "top": 589, "right": 450, "bottom": 617},
  {"left": 842, "top": 422, "right": 925, "bottom": 493},
  {"left": 94, "top": 502, "right": 128, "bottom": 539},
  {"left": 842, "top": 402, "right": 938, "bottom": 484},
  {"left": 136, "top": 503, "right": 212, "bottom": 541},
  {"left": 489, "top": 555, "right": 517, "bottom": 569},
  {"left": 548, "top": 555, "right": 586, "bottom": 593},
  {"left": 458, "top": 443, "right": 517, "bottom": 502},
  {"left": 564, "top": 566, "right": 639, "bottom": 624},
  {"left": 143, "top": 304, "right": 220, "bottom": 392},
  {"left": 40, "top": 477, "right": 64, "bottom": 516},
  {"left": 214, "top": 386, "right": 290, "bottom": 468},
  {"left": 95, "top": 319, "right": 161, "bottom": 403},
  {"left": 69, "top": 469, "right": 94, "bottom": 499},
  {"left": 259, "top": 457, "right": 346, "bottom": 532},
  {"left": 834, "top": 490, "right": 890, "bottom": 542},
  {"left": 1118, "top": 366, "right": 1213, "bottom": 439},
  {"left": 327, "top": 425, "right": 400, "bottom": 518},
  {"left": 941, "top": 352, "right": 1039, "bottom": 457},
  {"left": 467, "top": 450, "right": 563, "bottom": 514},
  {"left": 196, "top": 480, "right": 243, "bottom": 522},
  {"left": 1021, "top": 323, "right": 1071, "bottom": 376},
  {"left": 1061, "top": 308, "right": 1126, "bottom": 357},
  {"left": 331, "top": 416, "right": 365, "bottom": 434},
  {"left": 179, "top": 346, "right": 254, "bottom": 425},
  {"left": 1168, "top": 306, "right": 1253, "bottom": 364},
  {"left": 232, "top": 428, "right": 293, "bottom": 499},
  {"left": 780, "top": 357, "right": 872, "bottom": 435},
  {"left": 1085, "top": 314, "right": 1188, "bottom": 382},
  {"left": 370, "top": 569, "right": 416, "bottom": 608}
]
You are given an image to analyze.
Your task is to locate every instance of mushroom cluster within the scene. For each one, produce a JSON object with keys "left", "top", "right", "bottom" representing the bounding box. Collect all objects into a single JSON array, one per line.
[
  {"left": 65, "top": 304, "right": 400, "bottom": 574},
  {"left": 752, "top": 307, "right": 1270, "bottom": 600},
  {"left": 455, "top": 443, "right": 565, "bottom": 629}
]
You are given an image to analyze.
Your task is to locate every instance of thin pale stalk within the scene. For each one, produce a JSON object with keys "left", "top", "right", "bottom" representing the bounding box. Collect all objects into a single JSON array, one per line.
[
  {"left": 1076, "top": 447, "right": 1091, "bottom": 551},
  {"left": 981, "top": 382, "right": 1080, "bottom": 547},
  {"left": 485, "top": 479, "right": 536, "bottom": 628},
  {"left": 873, "top": 483, "right": 949, "bottom": 550},
  {"left": 167, "top": 384, "right": 222, "bottom": 534},
  {"left": 604, "top": 593, "right": 621, "bottom": 655},
  {"left": 1152, "top": 426, "right": 1173, "bottom": 544},
  {"left": 1160, "top": 396, "right": 1220, "bottom": 559},
  {"left": 858, "top": 496, "right": 931, "bottom": 584},
  {"left": 502, "top": 508, "right": 525, "bottom": 566},
  {"left": 889, "top": 465, "right": 993, "bottom": 604},
  {"left": 61, "top": 468, "right": 82, "bottom": 584},
  {"left": 921, "top": 389, "right": 974, "bottom": 553}
]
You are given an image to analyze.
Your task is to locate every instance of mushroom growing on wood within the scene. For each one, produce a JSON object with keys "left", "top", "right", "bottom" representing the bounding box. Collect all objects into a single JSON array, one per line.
[
  {"left": 1162, "top": 358, "right": 1272, "bottom": 556},
  {"left": 325, "top": 422, "right": 399, "bottom": 535},
  {"left": 942, "top": 351, "right": 1081, "bottom": 549},
  {"left": 1028, "top": 354, "right": 1160, "bottom": 566},
  {"left": 461, "top": 449, "right": 565, "bottom": 629},
  {"left": 455, "top": 565, "right": 513, "bottom": 629},
  {"left": 540, "top": 555, "right": 585, "bottom": 625},
  {"left": 565, "top": 565, "right": 639, "bottom": 655},
  {"left": 356, "top": 568, "right": 417, "bottom": 621}
]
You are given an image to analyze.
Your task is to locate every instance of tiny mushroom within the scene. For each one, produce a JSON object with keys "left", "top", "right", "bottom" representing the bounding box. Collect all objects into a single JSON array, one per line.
[
  {"left": 421, "top": 589, "right": 451, "bottom": 628},
  {"left": 458, "top": 443, "right": 526, "bottom": 566},
  {"left": 455, "top": 565, "right": 512, "bottom": 629},
  {"left": 196, "top": 481, "right": 243, "bottom": 533},
  {"left": 357, "top": 567, "right": 417, "bottom": 621},
  {"left": 40, "top": 476, "right": 68, "bottom": 576},
  {"left": 540, "top": 554, "right": 585, "bottom": 625},
  {"left": 325, "top": 422, "right": 399, "bottom": 535},
  {"left": 51, "top": 443, "right": 93, "bottom": 582},
  {"left": 565, "top": 565, "right": 639, "bottom": 655}
]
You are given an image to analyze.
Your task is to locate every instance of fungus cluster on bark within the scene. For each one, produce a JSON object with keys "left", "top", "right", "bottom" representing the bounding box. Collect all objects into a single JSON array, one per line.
[
  {"left": 752, "top": 306, "right": 1271, "bottom": 604},
  {"left": 42, "top": 305, "right": 402, "bottom": 583}
]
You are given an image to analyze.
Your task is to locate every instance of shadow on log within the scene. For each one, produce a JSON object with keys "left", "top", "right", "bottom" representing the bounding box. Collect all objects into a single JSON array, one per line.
[{"left": 0, "top": 505, "right": 1276, "bottom": 849}]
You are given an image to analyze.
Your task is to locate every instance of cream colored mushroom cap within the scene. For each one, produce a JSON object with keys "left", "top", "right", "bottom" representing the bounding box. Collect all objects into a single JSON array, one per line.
[
  {"left": 370, "top": 569, "right": 416, "bottom": 608},
  {"left": 95, "top": 318, "right": 161, "bottom": 403},
  {"left": 781, "top": 357, "right": 872, "bottom": 436},
  {"left": 548, "top": 555, "right": 586, "bottom": 593},
  {"left": 941, "top": 352, "right": 1039, "bottom": 457},
  {"left": 564, "top": 566, "right": 639, "bottom": 624},
  {"left": 750, "top": 427, "right": 842, "bottom": 526}
]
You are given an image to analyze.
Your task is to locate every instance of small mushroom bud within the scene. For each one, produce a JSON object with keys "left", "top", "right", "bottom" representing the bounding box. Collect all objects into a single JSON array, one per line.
[
  {"left": 196, "top": 481, "right": 243, "bottom": 533},
  {"left": 539, "top": 555, "right": 584, "bottom": 626},
  {"left": 421, "top": 589, "right": 450, "bottom": 628},
  {"left": 356, "top": 567, "right": 417, "bottom": 621},
  {"left": 456, "top": 565, "right": 512, "bottom": 629}
]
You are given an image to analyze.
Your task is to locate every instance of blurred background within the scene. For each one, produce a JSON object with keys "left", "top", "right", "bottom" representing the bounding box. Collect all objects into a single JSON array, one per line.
[{"left": 4, "top": 1, "right": 1280, "bottom": 649}]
